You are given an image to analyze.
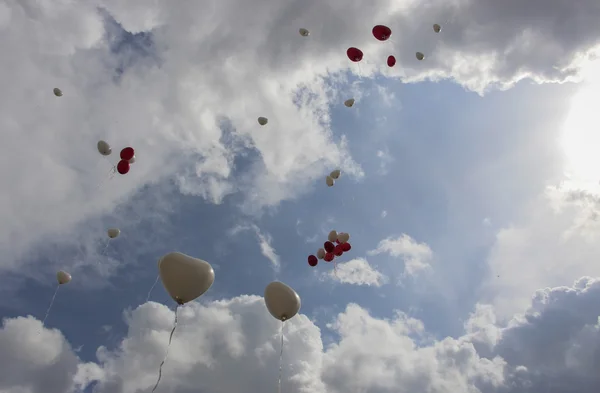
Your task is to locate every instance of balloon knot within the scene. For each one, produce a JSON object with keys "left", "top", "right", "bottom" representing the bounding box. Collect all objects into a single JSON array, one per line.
[{"left": 175, "top": 297, "right": 184, "bottom": 305}]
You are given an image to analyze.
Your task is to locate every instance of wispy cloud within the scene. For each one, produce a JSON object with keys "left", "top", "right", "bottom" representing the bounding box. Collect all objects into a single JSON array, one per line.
[
  {"left": 368, "top": 234, "right": 433, "bottom": 277},
  {"left": 324, "top": 258, "right": 387, "bottom": 287},
  {"left": 229, "top": 223, "right": 280, "bottom": 270}
]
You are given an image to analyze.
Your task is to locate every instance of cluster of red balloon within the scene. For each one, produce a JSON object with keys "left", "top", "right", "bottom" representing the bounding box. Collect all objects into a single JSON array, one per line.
[
  {"left": 116, "top": 147, "right": 136, "bottom": 175},
  {"left": 346, "top": 25, "right": 396, "bottom": 69},
  {"left": 307, "top": 230, "right": 351, "bottom": 267}
]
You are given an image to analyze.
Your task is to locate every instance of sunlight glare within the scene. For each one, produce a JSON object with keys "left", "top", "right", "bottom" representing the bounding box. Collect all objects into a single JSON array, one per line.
[{"left": 561, "top": 61, "right": 600, "bottom": 186}]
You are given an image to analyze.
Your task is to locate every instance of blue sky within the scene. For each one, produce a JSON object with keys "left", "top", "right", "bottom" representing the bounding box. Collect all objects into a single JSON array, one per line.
[{"left": 2, "top": 1, "right": 600, "bottom": 393}]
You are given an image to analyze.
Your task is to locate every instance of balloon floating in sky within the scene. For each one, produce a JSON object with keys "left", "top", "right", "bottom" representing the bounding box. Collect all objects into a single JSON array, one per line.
[
  {"left": 433, "top": 24, "right": 442, "bottom": 33},
  {"left": 346, "top": 47, "right": 364, "bottom": 62},
  {"left": 372, "top": 25, "right": 392, "bottom": 41},
  {"left": 159, "top": 252, "right": 215, "bottom": 305},
  {"left": 120, "top": 147, "right": 135, "bottom": 161},
  {"left": 117, "top": 159, "right": 130, "bottom": 175},
  {"left": 344, "top": 98, "right": 355, "bottom": 107},
  {"left": 107, "top": 228, "right": 120, "bottom": 239},
  {"left": 416, "top": 52, "right": 425, "bottom": 61},
  {"left": 53, "top": 88, "right": 63, "bottom": 97},
  {"left": 299, "top": 28, "right": 310, "bottom": 37},
  {"left": 97, "top": 140, "right": 112, "bottom": 156},
  {"left": 328, "top": 230, "right": 338, "bottom": 243},
  {"left": 387, "top": 55, "right": 396, "bottom": 67},
  {"left": 330, "top": 169, "right": 341, "bottom": 180},
  {"left": 308, "top": 255, "right": 318, "bottom": 266},
  {"left": 258, "top": 117, "right": 268, "bottom": 126},
  {"left": 264, "top": 281, "right": 301, "bottom": 321},
  {"left": 129, "top": 155, "right": 136, "bottom": 164},
  {"left": 308, "top": 231, "right": 352, "bottom": 267},
  {"left": 57, "top": 270, "right": 71, "bottom": 285},
  {"left": 326, "top": 175, "right": 334, "bottom": 187}
]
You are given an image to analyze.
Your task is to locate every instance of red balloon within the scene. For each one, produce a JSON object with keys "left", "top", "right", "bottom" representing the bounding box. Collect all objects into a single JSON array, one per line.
[
  {"left": 346, "top": 47, "right": 364, "bottom": 62},
  {"left": 308, "top": 255, "right": 318, "bottom": 267},
  {"left": 324, "top": 241, "right": 335, "bottom": 253},
  {"left": 324, "top": 252, "right": 334, "bottom": 262},
  {"left": 387, "top": 55, "right": 396, "bottom": 67},
  {"left": 341, "top": 242, "right": 351, "bottom": 252},
  {"left": 334, "top": 244, "right": 344, "bottom": 256},
  {"left": 120, "top": 147, "right": 135, "bottom": 161},
  {"left": 117, "top": 159, "right": 130, "bottom": 175},
  {"left": 372, "top": 25, "right": 392, "bottom": 41}
]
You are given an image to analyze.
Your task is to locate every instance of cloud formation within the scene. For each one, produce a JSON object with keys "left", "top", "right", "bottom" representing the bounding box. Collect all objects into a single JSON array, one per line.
[
  {"left": 4, "top": 277, "right": 600, "bottom": 393},
  {"left": 324, "top": 257, "right": 387, "bottom": 286},
  {"left": 368, "top": 234, "right": 433, "bottom": 277}
]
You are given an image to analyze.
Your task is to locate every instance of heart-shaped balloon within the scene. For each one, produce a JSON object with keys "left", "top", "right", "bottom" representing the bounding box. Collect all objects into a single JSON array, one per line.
[
  {"left": 264, "top": 281, "right": 301, "bottom": 321},
  {"left": 159, "top": 252, "right": 215, "bottom": 305}
]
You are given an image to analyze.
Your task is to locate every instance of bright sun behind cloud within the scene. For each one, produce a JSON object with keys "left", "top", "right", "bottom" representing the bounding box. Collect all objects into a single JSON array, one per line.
[{"left": 561, "top": 61, "right": 600, "bottom": 185}]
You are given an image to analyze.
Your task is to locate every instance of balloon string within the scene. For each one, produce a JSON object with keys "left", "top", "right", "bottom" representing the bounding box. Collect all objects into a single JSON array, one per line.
[
  {"left": 146, "top": 274, "right": 160, "bottom": 302},
  {"left": 151, "top": 305, "right": 179, "bottom": 393},
  {"left": 278, "top": 319, "right": 285, "bottom": 393},
  {"left": 41, "top": 285, "right": 60, "bottom": 329},
  {"left": 98, "top": 239, "right": 111, "bottom": 263},
  {"left": 94, "top": 164, "right": 116, "bottom": 193}
]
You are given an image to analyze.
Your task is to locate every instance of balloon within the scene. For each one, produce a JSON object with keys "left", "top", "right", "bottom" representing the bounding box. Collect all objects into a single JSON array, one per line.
[
  {"left": 97, "top": 140, "right": 112, "bottom": 156},
  {"left": 334, "top": 244, "right": 344, "bottom": 256},
  {"left": 159, "top": 252, "right": 215, "bottom": 305},
  {"left": 107, "top": 228, "right": 120, "bottom": 239},
  {"left": 326, "top": 176, "right": 334, "bottom": 187},
  {"left": 308, "top": 255, "right": 318, "bottom": 266},
  {"left": 341, "top": 242, "right": 351, "bottom": 252},
  {"left": 330, "top": 169, "right": 341, "bottom": 179},
  {"left": 387, "top": 55, "right": 396, "bottom": 67},
  {"left": 117, "top": 159, "right": 130, "bottom": 175},
  {"left": 324, "top": 241, "right": 335, "bottom": 253},
  {"left": 264, "top": 281, "right": 301, "bottom": 321},
  {"left": 299, "top": 28, "right": 310, "bottom": 37},
  {"left": 324, "top": 252, "right": 334, "bottom": 262},
  {"left": 328, "top": 230, "right": 338, "bottom": 242},
  {"left": 129, "top": 155, "right": 136, "bottom": 164},
  {"left": 372, "top": 25, "right": 392, "bottom": 41},
  {"left": 433, "top": 24, "right": 441, "bottom": 33},
  {"left": 316, "top": 248, "right": 326, "bottom": 259},
  {"left": 344, "top": 98, "right": 355, "bottom": 108},
  {"left": 416, "top": 52, "right": 425, "bottom": 61},
  {"left": 337, "top": 232, "right": 350, "bottom": 243},
  {"left": 346, "top": 47, "right": 364, "bottom": 62},
  {"left": 258, "top": 117, "right": 268, "bottom": 126},
  {"left": 120, "top": 147, "right": 135, "bottom": 161},
  {"left": 53, "top": 88, "right": 63, "bottom": 97},
  {"left": 57, "top": 270, "right": 71, "bottom": 285}
]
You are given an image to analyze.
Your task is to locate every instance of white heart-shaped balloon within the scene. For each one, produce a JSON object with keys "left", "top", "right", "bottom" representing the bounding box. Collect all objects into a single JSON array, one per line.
[
  {"left": 264, "top": 281, "right": 301, "bottom": 321},
  {"left": 57, "top": 270, "right": 71, "bottom": 285},
  {"left": 159, "top": 252, "right": 215, "bottom": 305}
]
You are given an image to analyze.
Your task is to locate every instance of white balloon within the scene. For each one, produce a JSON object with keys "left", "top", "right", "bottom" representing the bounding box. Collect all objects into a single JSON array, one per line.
[
  {"left": 299, "top": 28, "right": 310, "bottom": 37},
  {"left": 433, "top": 24, "right": 441, "bottom": 33},
  {"left": 53, "top": 88, "right": 63, "bottom": 97},
  {"left": 57, "top": 271, "right": 71, "bottom": 285},
  {"left": 344, "top": 98, "right": 355, "bottom": 107},
  {"left": 128, "top": 155, "right": 136, "bottom": 164},
  {"left": 97, "top": 140, "right": 112, "bottom": 156},
  {"left": 316, "top": 248, "right": 326, "bottom": 259},
  {"left": 264, "top": 281, "right": 301, "bottom": 321},
  {"left": 328, "top": 230, "right": 338, "bottom": 242},
  {"left": 337, "top": 232, "right": 350, "bottom": 243},
  {"left": 326, "top": 176, "right": 334, "bottom": 187},
  {"left": 416, "top": 52, "right": 425, "bottom": 61},
  {"left": 330, "top": 169, "right": 341, "bottom": 179},
  {"left": 258, "top": 117, "right": 268, "bottom": 126},
  {"left": 107, "top": 228, "right": 120, "bottom": 239},
  {"left": 159, "top": 252, "right": 215, "bottom": 305}
]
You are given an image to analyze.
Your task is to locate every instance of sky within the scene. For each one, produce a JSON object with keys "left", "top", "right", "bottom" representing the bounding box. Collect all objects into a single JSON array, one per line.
[{"left": 1, "top": 0, "right": 600, "bottom": 392}]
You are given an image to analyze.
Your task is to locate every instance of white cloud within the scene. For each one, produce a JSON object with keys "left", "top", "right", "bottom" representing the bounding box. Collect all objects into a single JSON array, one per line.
[
  {"left": 229, "top": 224, "right": 280, "bottom": 269},
  {"left": 324, "top": 258, "right": 387, "bottom": 287},
  {"left": 6, "top": 278, "right": 600, "bottom": 392},
  {"left": 376, "top": 148, "right": 394, "bottom": 176},
  {"left": 368, "top": 234, "right": 433, "bottom": 277}
]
